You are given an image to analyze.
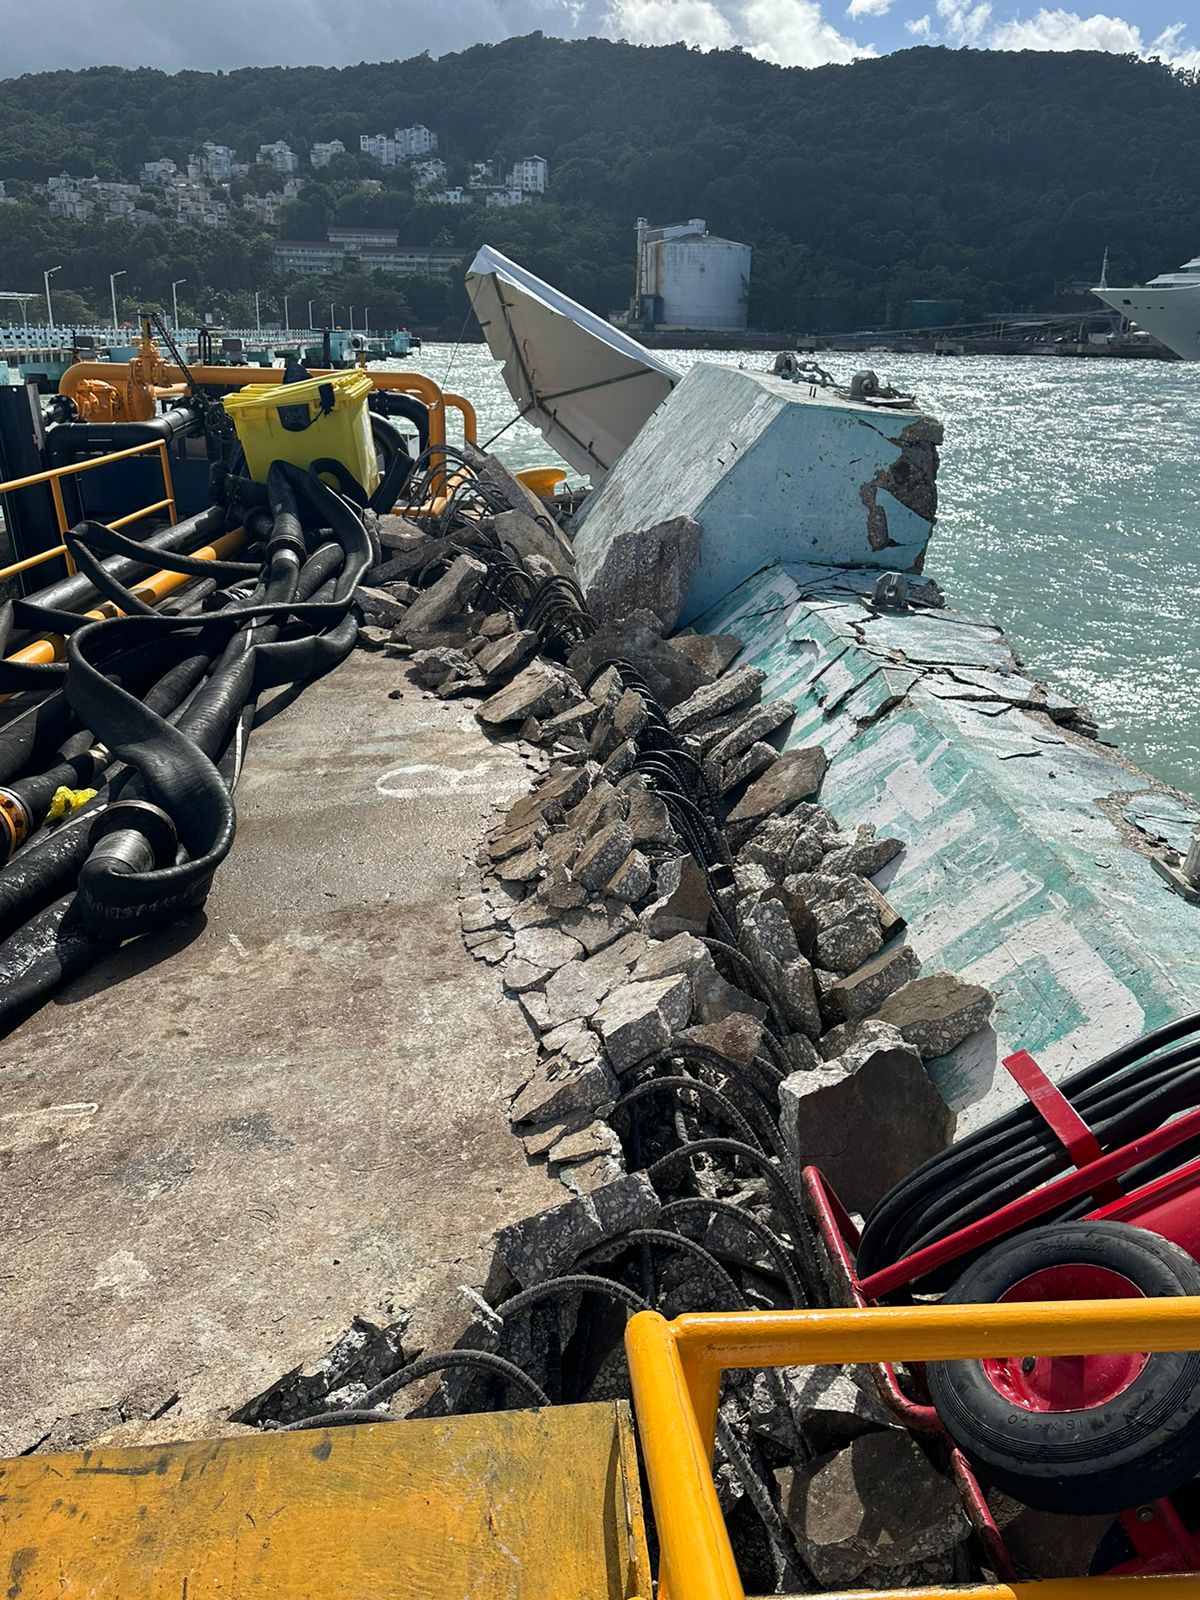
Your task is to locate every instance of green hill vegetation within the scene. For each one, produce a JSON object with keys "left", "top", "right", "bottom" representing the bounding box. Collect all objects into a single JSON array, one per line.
[{"left": 0, "top": 35, "right": 1197, "bottom": 332}]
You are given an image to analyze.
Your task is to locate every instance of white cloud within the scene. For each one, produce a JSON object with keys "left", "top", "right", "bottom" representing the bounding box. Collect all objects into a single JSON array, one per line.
[
  {"left": 606, "top": 0, "right": 736, "bottom": 47},
  {"left": 847, "top": 0, "right": 892, "bottom": 17},
  {"left": 916, "top": 6, "right": 1200, "bottom": 68},
  {"left": 604, "top": 0, "right": 873, "bottom": 63},
  {"left": 740, "top": 0, "right": 874, "bottom": 63},
  {"left": 935, "top": 0, "right": 993, "bottom": 45},
  {"left": 988, "top": 8, "right": 1142, "bottom": 51}
]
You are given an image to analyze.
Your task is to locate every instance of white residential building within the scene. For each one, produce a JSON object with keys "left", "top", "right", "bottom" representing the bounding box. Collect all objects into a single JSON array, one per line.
[
  {"left": 258, "top": 141, "right": 299, "bottom": 175},
  {"left": 310, "top": 140, "right": 346, "bottom": 169},
  {"left": 328, "top": 225, "right": 399, "bottom": 248},
  {"left": 509, "top": 155, "right": 548, "bottom": 194},
  {"left": 395, "top": 125, "right": 437, "bottom": 158},
  {"left": 242, "top": 192, "right": 283, "bottom": 225},
  {"left": 275, "top": 239, "right": 345, "bottom": 274},
  {"left": 486, "top": 187, "right": 530, "bottom": 209},
  {"left": 411, "top": 158, "right": 446, "bottom": 191},
  {"left": 140, "top": 158, "right": 178, "bottom": 185},
  {"left": 360, "top": 132, "right": 396, "bottom": 166},
  {"left": 201, "top": 142, "right": 234, "bottom": 181},
  {"left": 427, "top": 187, "right": 469, "bottom": 206},
  {"left": 468, "top": 162, "right": 494, "bottom": 189}
]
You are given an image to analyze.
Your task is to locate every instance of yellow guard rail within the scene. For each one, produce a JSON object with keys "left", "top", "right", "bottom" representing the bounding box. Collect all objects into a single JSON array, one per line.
[
  {"left": 0, "top": 437, "right": 177, "bottom": 585},
  {"left": 624, "top": 1298, "right": 1200, "bottom": 1600}
]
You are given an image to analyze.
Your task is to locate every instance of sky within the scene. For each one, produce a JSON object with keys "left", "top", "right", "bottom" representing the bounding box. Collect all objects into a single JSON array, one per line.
[{"left": 1, "top": 0, "right": 1199, "bottom": 76}]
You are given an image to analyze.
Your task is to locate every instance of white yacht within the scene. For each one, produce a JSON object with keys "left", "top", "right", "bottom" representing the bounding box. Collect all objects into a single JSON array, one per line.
[{"left": 1093, "top": 254, "right": 1200, "bottom": 360}]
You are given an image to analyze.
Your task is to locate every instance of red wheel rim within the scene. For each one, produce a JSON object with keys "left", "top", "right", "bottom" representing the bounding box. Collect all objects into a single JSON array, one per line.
[{"left": 981, "top": 1263, "right": 1149, "bottom": 1412}]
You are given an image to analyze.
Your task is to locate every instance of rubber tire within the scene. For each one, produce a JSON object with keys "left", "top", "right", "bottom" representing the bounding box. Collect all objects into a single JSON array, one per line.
[{"left": 927, "top": 1222, "right": 1200, "bottom": 1515}]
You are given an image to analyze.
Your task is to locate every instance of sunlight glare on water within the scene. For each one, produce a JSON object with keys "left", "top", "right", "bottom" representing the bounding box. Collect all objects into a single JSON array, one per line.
[{"left": 393, "top": 344, "right": 1200, "bottom": 797}]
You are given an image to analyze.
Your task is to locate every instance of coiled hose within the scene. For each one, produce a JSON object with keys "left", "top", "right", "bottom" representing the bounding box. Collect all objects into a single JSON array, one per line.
[{"left": 856, "top": 1010, "right": 1200, "bottom": 1285}]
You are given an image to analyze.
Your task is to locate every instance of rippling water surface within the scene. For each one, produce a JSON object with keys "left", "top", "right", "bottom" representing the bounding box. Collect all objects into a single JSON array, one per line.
[{"left": 396, "top": 344, "right": 1200, "bottom": 797}]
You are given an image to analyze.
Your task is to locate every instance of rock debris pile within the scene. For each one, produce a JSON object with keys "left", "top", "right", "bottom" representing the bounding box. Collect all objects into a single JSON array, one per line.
[{"left": 254, "top": 451, "right": 999, "bottom": 1590}]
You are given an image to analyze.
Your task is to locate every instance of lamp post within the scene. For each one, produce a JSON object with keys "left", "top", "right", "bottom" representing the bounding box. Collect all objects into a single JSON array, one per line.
[
  {"left": 329, "top": 302, "right": 335, "bottom": 329},
  {"left": 349, "top": 306, "right": 355, "bottom": 332},
  {"left": 307, "top": 299, "right": 314, "bottom": 330},
  {"left": 109, "top": 269, "right": 126, "bottom": 335},
  {"left": 254, "top": 290, "right": 261, "bottom": 334},
  {"left": 283, "top": 295, "right": 289, "bottom": 335},
  {"left": 363, "top": 306, "right": 369, "bottom": 335},
  {"left": 171, "top": 277, "right": 187, "bottom": 329},
  {"left": 43, "top": 265, "right": 62, "bottom": 333}
]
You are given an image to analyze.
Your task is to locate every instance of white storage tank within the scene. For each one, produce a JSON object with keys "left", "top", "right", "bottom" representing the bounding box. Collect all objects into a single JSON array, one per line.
[{"left": 636, "top": 218, "right": 751, "bottom": 331}]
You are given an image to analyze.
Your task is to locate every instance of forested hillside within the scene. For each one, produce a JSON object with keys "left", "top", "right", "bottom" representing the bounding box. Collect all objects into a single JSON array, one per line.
[{"left": 0, "top": 35, "right": 1197, "bottom": 331}]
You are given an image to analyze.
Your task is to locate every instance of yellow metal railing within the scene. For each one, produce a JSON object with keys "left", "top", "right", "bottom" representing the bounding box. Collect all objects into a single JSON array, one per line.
[
  {"left": 624, "top": 1299, "right": 1200, "bottom": 1600},
  {"left": 0, "top": 438, "right": 177, "bottom": 585}
]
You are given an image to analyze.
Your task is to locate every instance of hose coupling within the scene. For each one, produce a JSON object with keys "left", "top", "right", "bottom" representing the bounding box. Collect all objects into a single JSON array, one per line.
[
  {"left": 88, "top": 800, "right": 178, "bottom": 876},
  {"left": 0, "top": 787, "right": 33, "bottom": 863}
]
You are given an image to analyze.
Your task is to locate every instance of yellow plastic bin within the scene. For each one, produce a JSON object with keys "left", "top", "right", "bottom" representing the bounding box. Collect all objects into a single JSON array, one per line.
[{"left": 222, "top": 370, "right": 380, "bottom": 494}]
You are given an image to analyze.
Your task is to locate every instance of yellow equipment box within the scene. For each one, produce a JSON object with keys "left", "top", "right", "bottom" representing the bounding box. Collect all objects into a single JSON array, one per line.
[
  {"left": 223, "top": 369, "right": 380, "bottom": 495},
  {"left": 0, "top": 1401, "right": 650, "bottom": 1599}
]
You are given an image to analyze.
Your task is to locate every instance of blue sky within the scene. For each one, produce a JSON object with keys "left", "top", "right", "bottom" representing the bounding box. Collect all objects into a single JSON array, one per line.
[{"left": 2, "top": 1, "right": 1199, "bottom": 75}]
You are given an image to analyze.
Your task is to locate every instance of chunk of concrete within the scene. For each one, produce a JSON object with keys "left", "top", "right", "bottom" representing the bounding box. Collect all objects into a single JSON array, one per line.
[
  {"left": 678, "top": 1011, "right": 765, "bottom": 1069},
  {"left": 573, "top": 820, "right": 635, "bottom": 893},
  {"left": 477, "top": 661, "right": 580, "bottom": 727},
  {"left": 726, "top": 746, "right": 829, "bottom": 830},
  {"left": 776, "top": 1431, "right": 969, "bottom": 1587},
  {"left": 668, "top": 666, "right": 766, "bottom": 734},
  {"left": 749, "top": 1364, "right": 896, "bottom": 1454},
  {"left": 401, "top": 553, "right": 487, "bottom": 636},
  {"left": 707, "top": 700, "right": 796, "bottom": 770},
  {"left": 510, "top": 924, "right": 584, "bottom": 972},
  {"left": 873, "top": 974, "right": 995, "bottom": 1059},
  {"left": 593, "top": 974, "right": 693, "bottom": 1071},
  {"left": 818, "top": 942, "right": 920, "bottom": 1025},
  {"left": 821, "top": 823, "right": 905, "bottom": 880},
  {"left": 569, "top": 611, "right": 705, "bottom": 709},
  {"left": 542, "top": 931, "right": 651, "bottom": 1026},
  {"left": 354, "top": 585, "right": 411, "bottom": 627},
  {"left": 667, "top": 631, "right": 743, "bottom": 682},
  {"left": 474, "top": 628, "right": 541, "bottom": 683},
  {"left": 604, "top": 850, "right": 653, "bottom": 903},
  {"left": 778, "top": 1021, "right": 955, "bottom": 1212},
  {"left": 814, "top": 905, "right": 884, "bottom": 976},
  {"left": 584, "top": 514, "right": 701, "bottom": 633},
  {"left": 718, "top": 742, "right": 777, "bottom": 794},
  {"left": 509, "top": 1054, "right": 618, "bottom": 1127},
  {"left": 492, "top": 507, "right": 575, "bottom": 578},
  {"left": 640, "top": 854, "right": 713, "bottom": 938}
]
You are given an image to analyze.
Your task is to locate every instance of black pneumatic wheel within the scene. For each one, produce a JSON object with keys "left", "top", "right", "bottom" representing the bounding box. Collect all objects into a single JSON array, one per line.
[{"left": 927, "top": 1221, "right": 1200, "bottom": 1515}]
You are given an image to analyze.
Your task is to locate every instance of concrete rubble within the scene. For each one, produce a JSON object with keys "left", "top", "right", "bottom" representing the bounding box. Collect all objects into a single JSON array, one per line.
[{"left": 313, "top": 469, "right": 1001, "bottom": 1584}]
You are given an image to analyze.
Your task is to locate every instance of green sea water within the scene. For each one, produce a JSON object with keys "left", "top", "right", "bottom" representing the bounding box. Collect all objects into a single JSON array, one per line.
[{"left": 395, "top": 343, "right": 1200, "bottom": 798}]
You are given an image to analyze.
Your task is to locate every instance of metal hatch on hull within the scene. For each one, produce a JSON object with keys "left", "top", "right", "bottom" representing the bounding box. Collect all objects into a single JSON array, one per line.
[{"left": 465, "top": 245, "right": 677, "bottom": 481}]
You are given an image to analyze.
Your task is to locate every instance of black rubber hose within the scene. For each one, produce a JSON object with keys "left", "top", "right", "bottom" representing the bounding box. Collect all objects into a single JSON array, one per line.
[
  {"left": 856, "top": 1014, "right": 1200, "bottom": 1278},
  {"left": 367, "top": 413, "right": 414, "bottom": 513},
  {"left": 358, "top": 1350, "right": 550, "bottom": 1412}
]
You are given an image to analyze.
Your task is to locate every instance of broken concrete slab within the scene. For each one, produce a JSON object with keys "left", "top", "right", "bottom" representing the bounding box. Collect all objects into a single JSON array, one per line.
[
  {"left": 872, "top": 974, "right": 995, "bottom": 1060},
  {"left": 777, "top": 1431, "right": 969, "bottom": 1588},
  {"left": 640, "top": 854, "right": 713, "bottom": 938},
  {"left": 476, "top": 662, "right": 580, "bottom": 727},
  {"left": 726, "top": 746, "right": 829, "bottom": 831},
  {"left": 593, "top": 973, "right": 693, "bottom": 1071},
  {"left": 818, "top": 941, "right": 921, "bottom": 1025},
  {"left": 493, "top": 1172, "right": 659, "bottom": 1286},
  {"left": 706, "top": 700, "right": 797, "bottom": 771},
  {"left": 821, "top": 823, "right": 905, "bottom": 880},
  {"left": 510, "top": 924, "right": 584, "bottom": 972},
  {"left": 401, "top": 553, "right": 488, "bottom": 637},
  {"left": 668, "top": 631, "right": 744, "bottom": 682},
  {"left": 604, "top": 850, "right": 653, "bottom": 903},
  {"left": 509, "top": 1055, "right": 619, "bottom": 1128},
  {"left": 584, "top": 514, "right": 702, "bottom": 634},
  {"left": 573, "top": 819, "right": 635, "bottom": 892},
  {"left": 778, "top": 1021, "right": 955, "bottom": 1212},
  {"left": 475, "top": 628, "right": 541, "bottom": 683},
  {"left": 668, "top": 666, "right": 767, "bottom": 734},
  {"left": 569, "top": 611, "right": 706, "bottom": 710},
  {"left": 492, "top": 507, "right": 575, "bottom": 578},
  {"left": 542, "top": 931, "right": 652, "bottom": 1026}
]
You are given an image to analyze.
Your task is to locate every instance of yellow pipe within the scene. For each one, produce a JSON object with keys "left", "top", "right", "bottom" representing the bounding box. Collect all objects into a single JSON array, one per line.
[
  {"left": 626, "top": 1301, "right": 1200, "bottom": 1600},
  {"left": 4, "top": 527, "right": 247, "bottom": 670},
  {"left": 444, "top": 391, "right": 478, "bottom": 444}
]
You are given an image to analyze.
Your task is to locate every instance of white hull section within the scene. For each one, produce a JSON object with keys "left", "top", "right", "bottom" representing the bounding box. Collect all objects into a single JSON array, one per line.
[{"left": 1094, "top": 283, "right": 1200, "bottom": 360}]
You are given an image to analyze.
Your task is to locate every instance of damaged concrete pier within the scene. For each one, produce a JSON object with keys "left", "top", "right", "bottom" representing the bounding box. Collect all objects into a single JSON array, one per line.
[{"left": 0, "top": 651, "right": 563, "bottom": 1453}]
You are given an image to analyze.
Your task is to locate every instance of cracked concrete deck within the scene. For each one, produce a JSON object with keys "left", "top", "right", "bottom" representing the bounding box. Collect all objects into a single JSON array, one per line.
[{"left": 0, "top": 650, "right": 558, "bottom": 1455}]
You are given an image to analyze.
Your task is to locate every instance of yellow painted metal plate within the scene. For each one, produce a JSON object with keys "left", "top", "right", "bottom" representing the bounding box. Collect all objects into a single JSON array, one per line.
[{"left": 0, "top": 1401, "right": 649, "bottom": 1599}]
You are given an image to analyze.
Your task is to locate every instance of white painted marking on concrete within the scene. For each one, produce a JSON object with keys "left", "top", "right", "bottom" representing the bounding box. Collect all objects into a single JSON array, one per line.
[
  {"left": 228, "top": 933, "right": 248, "bottom": 958},
  {"left": 376, "top": 760, "right": 501, "bottom": 799}
]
